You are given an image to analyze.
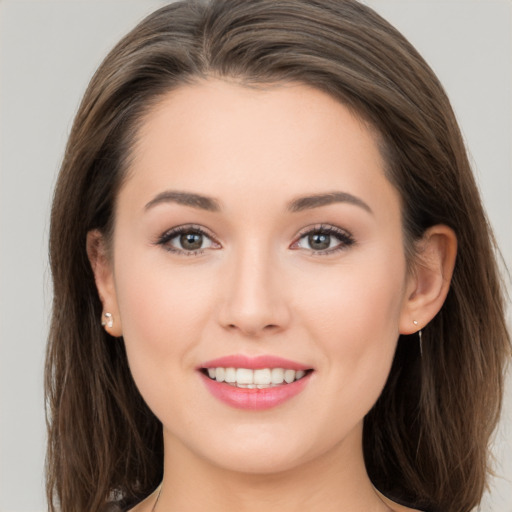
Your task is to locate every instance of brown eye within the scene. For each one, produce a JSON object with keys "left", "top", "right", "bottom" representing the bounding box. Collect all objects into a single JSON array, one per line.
[
  {"left": 308, "top": 233, "right": 331, "bottom": 250},
  {"left": 180, "top": 232, "right": 203, "bottom": 250},
  {"left": 157, "top": 225, "right": 219, "bottom": 255},
  {"left": 294, "top": 225, "right": 355, "bottom": 254}
]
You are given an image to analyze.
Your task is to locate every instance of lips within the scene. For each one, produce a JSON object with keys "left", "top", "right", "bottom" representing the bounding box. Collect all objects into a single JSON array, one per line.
[{"left": 198, "top": 355, "right": 313, "bottom": 410}]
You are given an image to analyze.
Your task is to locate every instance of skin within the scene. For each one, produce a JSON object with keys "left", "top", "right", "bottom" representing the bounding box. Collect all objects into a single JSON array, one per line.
[{"left": 88, "top": 79, "right": 456, "bottom": 512}]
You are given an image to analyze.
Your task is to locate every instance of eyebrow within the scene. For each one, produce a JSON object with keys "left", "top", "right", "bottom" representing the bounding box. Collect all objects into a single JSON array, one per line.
[
  {"left": 287, "top": 191, "right": 373, "bottom": 214},
  {"left": 144, "top": 190, "right": 372, "bottom": 215},
  {"left": 145, "top": 191, "right": 221, "bottom": 212}
]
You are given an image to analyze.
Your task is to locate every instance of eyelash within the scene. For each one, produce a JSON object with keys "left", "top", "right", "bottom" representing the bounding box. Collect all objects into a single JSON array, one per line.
[
  {"left": 155, "top": 223, "right": 355, "bottom": 256},
  {"left": 155, "top": 224, "right": 218, "bottom": 256},
  {"left": 292, "top": 224, "right": 355, "bottom": 255}
]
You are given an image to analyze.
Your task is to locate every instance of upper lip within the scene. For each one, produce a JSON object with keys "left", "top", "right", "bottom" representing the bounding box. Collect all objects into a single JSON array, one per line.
[{"left": 198, "top": 354, "right": 312, "bottom": 371}]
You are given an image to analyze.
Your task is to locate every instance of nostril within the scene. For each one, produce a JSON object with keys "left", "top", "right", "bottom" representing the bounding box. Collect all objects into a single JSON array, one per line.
[{"left": 225, "top": 322, "right": 281, "bottom": 336}]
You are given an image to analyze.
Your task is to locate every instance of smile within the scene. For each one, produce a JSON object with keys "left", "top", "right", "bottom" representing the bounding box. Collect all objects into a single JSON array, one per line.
[
  {"left": 198, "top": 355, "right": 313, "bottom": 410},
  {"left": 203, "top": 367, "right": 309, "bottom": 388}
]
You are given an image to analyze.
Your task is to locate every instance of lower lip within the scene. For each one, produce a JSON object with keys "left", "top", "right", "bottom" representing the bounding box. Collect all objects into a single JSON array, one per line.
[{"left": 200, "top": 372, "right": 311, "bottom": 410}]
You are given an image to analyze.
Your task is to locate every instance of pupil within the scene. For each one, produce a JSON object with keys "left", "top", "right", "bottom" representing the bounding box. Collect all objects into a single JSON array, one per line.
[
  {"left": 309, "top": 233, "right": 330, "bottom": 250},
  {"left": 180, "top": 232, "right": 202, "bottom": 250}
]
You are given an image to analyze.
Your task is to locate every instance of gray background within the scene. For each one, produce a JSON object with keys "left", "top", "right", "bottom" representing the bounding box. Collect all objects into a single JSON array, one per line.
[{"left": 0, "top": 1, "right": 511, "bottom": 511}]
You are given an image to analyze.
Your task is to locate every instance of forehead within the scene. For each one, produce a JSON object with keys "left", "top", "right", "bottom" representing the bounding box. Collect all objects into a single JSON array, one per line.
[
  {"left": 121, "top": 79, "right": 399, "bottom": 222},
  {"left": 135, "top": 79, "right": 378, "bottom": 157}
]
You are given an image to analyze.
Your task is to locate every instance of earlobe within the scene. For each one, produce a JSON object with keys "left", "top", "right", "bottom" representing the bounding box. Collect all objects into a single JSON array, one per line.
[
  {"left": 86, "top": 230, "right": 123, "bottom": 336},
  {"left": 399, "top": 225, "right": 457, "bottom": 334}
]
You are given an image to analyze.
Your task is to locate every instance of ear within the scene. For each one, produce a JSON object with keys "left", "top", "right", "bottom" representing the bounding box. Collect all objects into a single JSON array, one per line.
[
  {"left": 399, "top": 225, "right": 457, "bottom": 334},
  {"left": 86, "top": 229, "right": 123, "bottom": 337}
]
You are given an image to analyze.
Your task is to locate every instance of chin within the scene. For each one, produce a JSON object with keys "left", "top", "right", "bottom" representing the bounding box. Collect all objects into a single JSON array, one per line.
[
  {"left": 175, "top": 420, "right": 350, "bottom": 477},
  {"left": 206, "top": 445, "right": 312, "bottom": 476}
]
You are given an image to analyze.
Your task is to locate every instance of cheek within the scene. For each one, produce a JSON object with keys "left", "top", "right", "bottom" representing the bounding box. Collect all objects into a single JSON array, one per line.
[
  {"left": 119, "top": 267, "right": 213, "bottom": 329},
  {"left": 300, "top": 254, "right": 405, "bottom": 341},
  {"left": 112, "top": 250, "right": 216, "bottom": 394},
  {"left": 296, "top": 251, "right": 406, "bottom": 411}
]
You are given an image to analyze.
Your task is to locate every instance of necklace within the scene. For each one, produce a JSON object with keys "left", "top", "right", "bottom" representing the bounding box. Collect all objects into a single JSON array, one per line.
[{"left": 150, "top": 487, "right": 162, "bottom": 512}]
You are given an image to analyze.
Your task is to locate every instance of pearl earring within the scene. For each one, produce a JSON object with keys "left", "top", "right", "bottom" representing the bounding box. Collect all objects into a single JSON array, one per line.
[{"left": 101, "top": 312, "right": 113, "bottom": 328}]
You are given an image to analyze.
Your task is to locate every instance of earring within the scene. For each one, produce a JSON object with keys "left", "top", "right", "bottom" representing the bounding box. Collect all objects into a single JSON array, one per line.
[
  {"left": 413, "top": 320, "right": 423, "bottom": 356},
  {"left": 101, "top": 312, "right": 113, "bottom": 328}
]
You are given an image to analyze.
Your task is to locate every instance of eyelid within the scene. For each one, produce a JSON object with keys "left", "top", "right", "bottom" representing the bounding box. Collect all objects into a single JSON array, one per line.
[
  {"left": 157, "top": 223, "right": 218, "bottom": 241},
  {"left": 290, "top": 223, "right": 355, "bottom": 254},
  {"left": 155, "top": 223, "right": 221, "bottom": 255}
]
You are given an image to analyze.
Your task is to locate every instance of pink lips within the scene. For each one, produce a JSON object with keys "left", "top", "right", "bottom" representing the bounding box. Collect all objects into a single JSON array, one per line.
[
  {"left": 199, "top": 354, "right": 310, "bottom": 371},
  {"left": 198, "top": 355, "right": 312, "bottom": 411}
]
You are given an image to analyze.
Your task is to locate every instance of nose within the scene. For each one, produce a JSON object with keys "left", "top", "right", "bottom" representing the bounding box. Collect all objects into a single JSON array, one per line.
[{"left": 217, "top": 244, "right": 291, "bottom": 337}]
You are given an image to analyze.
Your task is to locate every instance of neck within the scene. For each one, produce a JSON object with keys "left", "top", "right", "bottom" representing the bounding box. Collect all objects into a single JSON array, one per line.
[{"left": 156, "top": 423, "right": 391, "bottom": 512}]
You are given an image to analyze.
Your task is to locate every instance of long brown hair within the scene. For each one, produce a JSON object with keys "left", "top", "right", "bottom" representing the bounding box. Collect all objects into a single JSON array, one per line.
[{"left": 46, "top": 1, "right": 510, "bottom": 511}]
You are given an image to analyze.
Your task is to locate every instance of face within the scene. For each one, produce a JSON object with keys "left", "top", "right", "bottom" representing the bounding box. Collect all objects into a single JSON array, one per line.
[{"left": 99, "top": 79, "right": 417, "bottom": 475}]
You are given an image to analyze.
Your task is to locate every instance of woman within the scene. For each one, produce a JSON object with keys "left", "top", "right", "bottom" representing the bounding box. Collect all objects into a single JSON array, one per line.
[{"left": 45, "top": 1, "right": 510, "bottom": 511}]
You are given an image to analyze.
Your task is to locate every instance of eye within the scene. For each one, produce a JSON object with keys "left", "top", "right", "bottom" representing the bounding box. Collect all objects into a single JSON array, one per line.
[
  {"left": 292, "top": 224, "right": 355, "bottom": 254},
  {"left": 156, "top": 225, "right": 220, "bottom": 255}
]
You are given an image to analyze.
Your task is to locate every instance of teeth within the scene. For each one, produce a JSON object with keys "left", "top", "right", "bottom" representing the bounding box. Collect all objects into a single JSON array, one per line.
[
  {"left": 254, "top": 368, "right": 271, "bottom": 385},
  {"left": 225, "top": 367, "right": 236, "bottom": 383},
  {"left": 284, "top": 369, "right": 296, "bottom": 383},
  {"left": 205, "top": 367, "right": 308, "bottom": 387},
  {"left": 271, "top": 368, "right": 284, "bottom": 384},
  {"left": 216, "top": 367, "right": 225, "bottom": 382},
  {"left": 236, "top": 368, "right": 253, "bottom": 384}
]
